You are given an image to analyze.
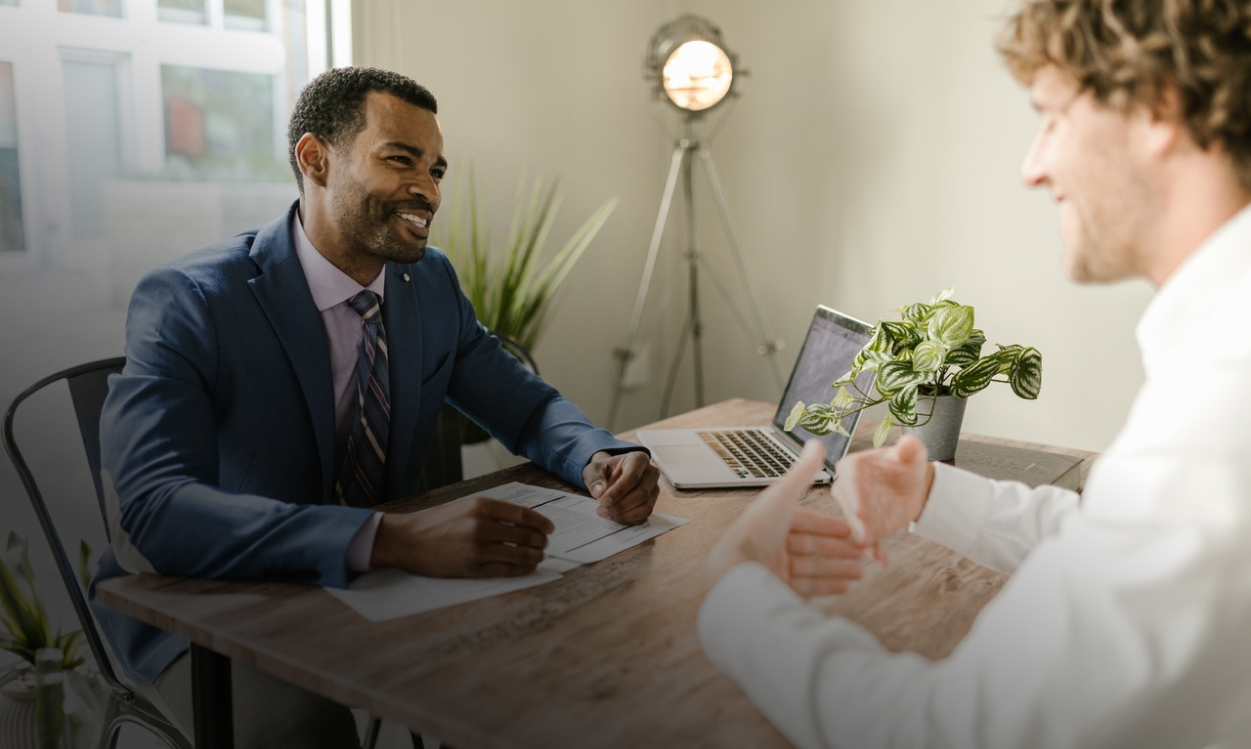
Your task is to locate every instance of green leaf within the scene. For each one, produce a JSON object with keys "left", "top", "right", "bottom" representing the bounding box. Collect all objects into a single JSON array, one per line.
[
  {"left": 0, "top": 662, "right": 27, "bottom": 688},
  {"left": 927, "top": 304, "right": 975, "bottom": 348},
  {"left": 796, "top": 403, "right": 839, "bottom": 435},
  {"left": 433, "top": 169, "right": 617, "bottom": 351},
  {"left": 1009, "top": 347, "right": 1043, "bottom": 399},
  {"left": 872, "top": 415, "right": 894, "bottom": 448},
  {"left": 929, "top": 287, "right": 955, "bottom": 305},
  {"left": 950, "top": 355, "right": 1000, "bottom": 397},
  {"left": 945, "top": 329, "right": 985, "bottom": 367},
  {"left": 993, "top": 344, "right": 1024, "bottom": 374},
  {"left": 875, "top": 360, "right": 929, "bottom": 397},
  {"left": 783, "top": 401, "right": 807, "bottom": 432},
  {"left": 911, "top": 340, "right": 946, "bottom": 372},
  {"left": 831, "top": 386, "right": 855, "bottom": 410},
  {"left": 901, "top": 302, "right": 930, "bottom": 323},
  {"left": 888, "top": 386, "right": 920, "bottom": 426}
]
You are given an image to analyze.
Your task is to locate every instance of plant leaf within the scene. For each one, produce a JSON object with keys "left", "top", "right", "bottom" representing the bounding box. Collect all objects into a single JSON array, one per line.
[
  {"left": 1009, "top": 347, "right": 1043, "bottom": 399},
  {"left": 950, "top": 355, "right": 1000, "bottom": 397},
  {"left": 872, "top": 415, "right": 894, "bottom": 448},
  {"left": 927, "top": 304, "right": 974, "bottom": 348},
  {"left": 911, "top": 340, "right": 946, "bottom": 372},
  {"left": 783, "top": 401, "right": 806, "bottom": 432},
  {"left": 888, "top": 386, "right": 920, "bottom": 426},
  {"left": 875, "top": 360, "right": 929, "bottom": 397},
  {"left": 929, "top": 287, "right": 955, "bottom": 305},
  {"left": 945, "top": 329, "right": 986, "bottom": 367}
]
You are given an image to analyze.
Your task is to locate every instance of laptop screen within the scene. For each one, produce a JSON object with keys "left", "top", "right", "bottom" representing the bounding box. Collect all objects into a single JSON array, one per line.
[{"left": 772, "top": 305, "right": 875, "bottom": 468}]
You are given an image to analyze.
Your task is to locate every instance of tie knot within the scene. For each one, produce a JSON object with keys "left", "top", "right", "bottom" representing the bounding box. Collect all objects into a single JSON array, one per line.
[{"left": 349, "top": 291, "right": 382, "bottom": 324}]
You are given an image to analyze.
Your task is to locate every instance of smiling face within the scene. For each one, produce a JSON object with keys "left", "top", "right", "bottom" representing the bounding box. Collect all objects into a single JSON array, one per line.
[
  {"left": 322, "top": 91, "right": 446, "bottom": 271},
  {"left": 1020, "top": 66, "right": 1155, "bottom": 284}
]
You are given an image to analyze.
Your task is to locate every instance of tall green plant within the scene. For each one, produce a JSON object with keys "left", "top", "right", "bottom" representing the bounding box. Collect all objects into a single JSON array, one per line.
[
  {"left": 434, "top": 170, "right": 618, "bottom": 353},
  {"left": 1, "top": 532, "right": 100, "bottom": 749},
  {"left": 785, "top": 288, "right": 1042, "bottom": 448}
]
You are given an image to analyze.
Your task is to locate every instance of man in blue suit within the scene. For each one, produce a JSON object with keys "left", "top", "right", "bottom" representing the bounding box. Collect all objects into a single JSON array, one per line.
[{"left": 91, "top": 66, "right": 659, "bottom": 747}]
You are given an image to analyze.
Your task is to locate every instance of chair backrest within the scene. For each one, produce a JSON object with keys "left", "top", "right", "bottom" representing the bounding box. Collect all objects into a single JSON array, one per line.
[{"left": 3, "top": 357, "right": 130, "bottom": 697}]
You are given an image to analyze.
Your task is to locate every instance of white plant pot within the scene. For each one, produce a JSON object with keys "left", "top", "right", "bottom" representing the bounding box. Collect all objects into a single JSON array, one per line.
[
  {"left": 0, "top": 679, "right": 73, "bottom": 749},
  {"left": 902, "top": 394, "right": 968, "bottom": 462}
]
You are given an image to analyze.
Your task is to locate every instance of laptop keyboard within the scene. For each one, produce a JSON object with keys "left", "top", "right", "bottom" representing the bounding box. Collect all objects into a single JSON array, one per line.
[{"left": 697, "top": 429, "right": 796, "bottom": 479}]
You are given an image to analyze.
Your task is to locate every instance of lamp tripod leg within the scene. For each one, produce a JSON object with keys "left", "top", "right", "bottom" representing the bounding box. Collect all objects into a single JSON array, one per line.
[
  {"left": 696, "top": 147, "right": 787, "bottom": 389},
  {"left": 608, "top": 141, "right": 690, "bottom": 430}
]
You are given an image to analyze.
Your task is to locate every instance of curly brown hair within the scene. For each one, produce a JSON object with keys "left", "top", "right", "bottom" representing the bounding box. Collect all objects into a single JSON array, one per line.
[{"left": 998, "top": 0, "right": 1251, "bottom": 191}]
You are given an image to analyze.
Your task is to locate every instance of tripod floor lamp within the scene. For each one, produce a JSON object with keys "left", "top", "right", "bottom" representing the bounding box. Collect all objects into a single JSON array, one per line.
[{"left": 608, "top": 15, "right": 785, "bottom": 430}]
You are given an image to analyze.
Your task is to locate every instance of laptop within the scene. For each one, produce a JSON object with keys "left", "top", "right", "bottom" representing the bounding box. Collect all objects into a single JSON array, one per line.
[{"left": 637, "top": 305, "right": 874, "bottom": 489}]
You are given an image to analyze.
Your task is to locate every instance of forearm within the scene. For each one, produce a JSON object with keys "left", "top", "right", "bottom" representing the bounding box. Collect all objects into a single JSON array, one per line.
[{"left": 914, "top": 462, "right": 1080, "bottom": 574}]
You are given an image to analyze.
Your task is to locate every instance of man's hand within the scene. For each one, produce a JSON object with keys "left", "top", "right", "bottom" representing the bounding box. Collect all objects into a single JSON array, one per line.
[
  {"left": 370, "top": 496, "right": 555, "bottom": 577},
  {"left": 707, "top": 441, "right": 866, "bottom": 597},
  {"left": 831, "top": 434, "right": 935, "bottom": 567},
  {"left": 583, "top": 450, "right": 660, "bottom": 525}
]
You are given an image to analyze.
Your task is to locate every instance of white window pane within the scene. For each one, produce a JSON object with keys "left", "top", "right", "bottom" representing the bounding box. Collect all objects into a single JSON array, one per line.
[
  {"left": 0, "top": 61, "right": 26, "bottom": 253},
  {"left": 63, "top": 58, "right": 123, "bottom": 241},
  {"left": 224, "top": 0, "right": 267, "bottom": 31},
  {"left": 157, "top": 0, "right": 206, "bottom": 25},
  {"left": 161, "top": 65, "right": 284, "bottom": 181},
  {"left": 57, "top": 0, "right": 122, "bottom": 17}
]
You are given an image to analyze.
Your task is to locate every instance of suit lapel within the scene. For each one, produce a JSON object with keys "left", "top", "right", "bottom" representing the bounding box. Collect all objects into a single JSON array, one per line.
[
  {"left": 247, "top": 203, "right": 337, "bottom": 501},
  {"left": 382, "top": 262, "right": 423, "bottom": 501}
]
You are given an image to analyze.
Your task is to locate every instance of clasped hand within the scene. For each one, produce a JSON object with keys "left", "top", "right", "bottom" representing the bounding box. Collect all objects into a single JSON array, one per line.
[{"left": 706, "top": 436, "right": 935, "bottom": 597}]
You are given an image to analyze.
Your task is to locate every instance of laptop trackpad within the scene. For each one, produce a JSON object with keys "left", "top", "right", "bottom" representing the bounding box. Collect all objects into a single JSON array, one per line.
[{"left": 655, "top": 444, "right": 721, "bottom": 464}]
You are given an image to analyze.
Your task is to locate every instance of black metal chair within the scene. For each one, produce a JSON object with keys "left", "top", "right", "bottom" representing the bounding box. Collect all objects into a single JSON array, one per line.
[{"left": 2, "top": 357, "right": 190, "bottom": 749}]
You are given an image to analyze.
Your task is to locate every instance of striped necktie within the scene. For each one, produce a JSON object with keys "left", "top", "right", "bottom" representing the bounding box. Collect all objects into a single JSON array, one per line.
[{"left": 336, "top": 290, "right": 391, "bottom": 507}]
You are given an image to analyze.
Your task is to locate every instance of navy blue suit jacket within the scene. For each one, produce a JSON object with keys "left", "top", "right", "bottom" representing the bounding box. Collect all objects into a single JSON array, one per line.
[{"left": 91, "top": 203, "right": 639, "bottom": 684}]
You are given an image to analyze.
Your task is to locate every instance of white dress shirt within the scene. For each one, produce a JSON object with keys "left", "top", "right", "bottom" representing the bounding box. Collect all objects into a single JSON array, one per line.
[{"left": 699, "top": 205, "right": 1251, "bottom": 748}]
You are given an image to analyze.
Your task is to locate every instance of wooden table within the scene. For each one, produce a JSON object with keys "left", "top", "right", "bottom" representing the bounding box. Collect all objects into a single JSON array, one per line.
[{"left": 97, "top": 399, "right": 1093, "bottom": 748}]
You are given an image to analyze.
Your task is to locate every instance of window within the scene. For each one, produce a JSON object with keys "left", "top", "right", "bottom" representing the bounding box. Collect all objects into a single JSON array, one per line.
[
  {"left": 224, "top": 0, "right": 266, "bottom": 31},
  {"left": 62, "top": 54, "right": 126, "bottom": 241},
  {"left": 0, "top": 0, "right": 343, "bottom": 262},
  {"left": 162, "top": 65, "right": 283, "bottom": 181},
  {"left": 157, "top": 0, "right": 206, "bottom": 25},
  {"left": 57, "top": 0, "right": 122, "bottom": 17},
  {"left": 0, "top": 61, "right": 25, "bottom": 253}
]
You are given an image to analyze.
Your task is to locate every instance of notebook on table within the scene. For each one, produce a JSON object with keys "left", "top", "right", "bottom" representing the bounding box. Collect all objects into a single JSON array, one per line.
[{"left": 637, "top": 305, "right": 875, "bottom": 489}]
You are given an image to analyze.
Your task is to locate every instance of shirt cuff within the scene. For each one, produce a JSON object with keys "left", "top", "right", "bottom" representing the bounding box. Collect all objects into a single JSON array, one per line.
[
  {"left": 910, "top": 461, "right": 993, "bottom": 555},
  {"left": 346, "top": 512, "right": 383, "bottom": 572}
]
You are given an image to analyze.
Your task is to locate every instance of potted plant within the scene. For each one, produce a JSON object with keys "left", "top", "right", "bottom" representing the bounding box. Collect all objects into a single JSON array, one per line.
[
  {"left": 785, "top": 288, "right": 1042, "bottom": 460},
  {"left": 0, "top": 533, "right": 100, "bottom": 749},
  {"left": 434, "top": 170, "right": 618, "bottom": 443}
]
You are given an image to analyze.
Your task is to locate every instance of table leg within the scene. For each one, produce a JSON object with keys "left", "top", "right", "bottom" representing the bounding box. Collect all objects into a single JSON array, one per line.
[{"left": 191, "top": 642, "right": 234, "bottom": 749}]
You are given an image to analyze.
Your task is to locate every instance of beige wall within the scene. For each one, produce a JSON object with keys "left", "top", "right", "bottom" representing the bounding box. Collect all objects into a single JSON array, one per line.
[{"left": 356, "top": 0, "right": 1154, "bottom": 452}]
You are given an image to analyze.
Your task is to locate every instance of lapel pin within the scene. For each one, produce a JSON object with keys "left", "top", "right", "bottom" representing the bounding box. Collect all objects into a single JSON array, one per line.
[{"left": 402, "top": 272, "right": 411, "bottom": 282}]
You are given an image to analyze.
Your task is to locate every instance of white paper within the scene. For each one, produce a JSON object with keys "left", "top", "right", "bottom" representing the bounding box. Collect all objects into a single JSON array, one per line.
[
  {"left": 326, "top": 482, "right": 689, "bottom": 621},
  {"left": 474, "top": 482, "right": 689, "bottom": 564},
  {"left": 325, "top": 563, "right": 563, "bottom": 622}
]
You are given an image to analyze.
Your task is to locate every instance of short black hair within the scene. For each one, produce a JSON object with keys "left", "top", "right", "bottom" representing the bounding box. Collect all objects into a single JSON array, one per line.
[{"left": 287, "top": 66, "right": 438, "bottom": 192}]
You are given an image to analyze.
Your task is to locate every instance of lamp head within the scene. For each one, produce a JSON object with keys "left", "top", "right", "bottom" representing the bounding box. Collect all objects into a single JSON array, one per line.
[{"left": 645, "top": 15, "right": 738, "bottom": 115}]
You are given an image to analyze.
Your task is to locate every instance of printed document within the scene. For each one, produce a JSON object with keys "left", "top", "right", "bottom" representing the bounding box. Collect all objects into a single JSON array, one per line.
[{"left": 326, "top": 482, "right": 688, "bottom": 621}]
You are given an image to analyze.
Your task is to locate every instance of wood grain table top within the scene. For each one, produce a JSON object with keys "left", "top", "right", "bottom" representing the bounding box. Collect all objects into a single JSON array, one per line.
[{"left": 98, "top": 399, "right": 1094, "bottom": 749}]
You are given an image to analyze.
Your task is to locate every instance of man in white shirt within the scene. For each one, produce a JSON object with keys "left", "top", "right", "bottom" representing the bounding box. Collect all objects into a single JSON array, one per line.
[{"left": 700, "top": 1, "right": 1251, "bottom": 747}]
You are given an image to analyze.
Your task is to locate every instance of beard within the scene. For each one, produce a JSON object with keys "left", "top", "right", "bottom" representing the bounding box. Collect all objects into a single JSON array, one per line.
[{"left": 331, "top": 173, "right": 432, "bottom": 265}]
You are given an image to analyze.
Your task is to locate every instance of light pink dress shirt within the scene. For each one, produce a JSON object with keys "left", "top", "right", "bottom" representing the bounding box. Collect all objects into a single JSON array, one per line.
[{"left": 291, "top": 212, "right": 384, "bottom": 572}]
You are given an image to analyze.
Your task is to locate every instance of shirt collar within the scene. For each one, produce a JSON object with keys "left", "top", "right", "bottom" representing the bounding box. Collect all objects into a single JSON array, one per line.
[
  {"left": 1137, "top": 202, "right": 1251, "bottom": 373},
  {"left": 292, "top": 210, "right": 386, "bottom": 312}
]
